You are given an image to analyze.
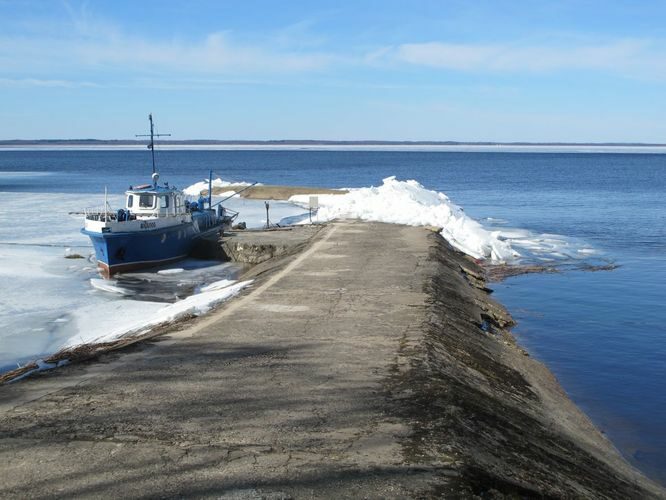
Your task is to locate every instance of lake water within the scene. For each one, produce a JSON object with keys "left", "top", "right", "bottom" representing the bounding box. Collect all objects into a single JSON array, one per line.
[{"left": 0, "top": 148, "right": 664, "bottom": 484}]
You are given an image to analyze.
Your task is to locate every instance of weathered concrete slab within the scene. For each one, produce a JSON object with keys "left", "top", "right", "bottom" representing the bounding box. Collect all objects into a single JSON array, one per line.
[
  {"left": 0, "top": 221, "right": 662, "bottom": 498},
  {"left": 0, "top": 222, "right": 437, "bottom": 498},
  {"left": 220, "top": 225, "right": 324, "bottom": 264}
]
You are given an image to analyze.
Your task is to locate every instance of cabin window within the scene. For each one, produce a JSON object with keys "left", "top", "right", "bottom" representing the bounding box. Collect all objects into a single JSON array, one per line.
[
  {"left": 160, "top": 195, "right": 170, "bottom": 208},
  {"left": 127, "top": 195, "right": 134, "bottom": 208},
  {"left": 139, "top": 194, "right": 155, "bottom": 208}
]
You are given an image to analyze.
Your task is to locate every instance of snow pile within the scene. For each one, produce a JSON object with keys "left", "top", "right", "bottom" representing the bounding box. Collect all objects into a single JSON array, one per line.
[
  {"left": 290, "top": 176, "right": 519, "bottom": 262},
  {"left": 154, "top": 279, "right": 251, "bottom": 319},
  {"left": 63, "top": 279, "right": 252, "bottom": 348},
  {"left": 184, "top": 178, "right": 255, "bottom": 196},
  {"left": 199, "top": 279, "right": 236, "bottom": 292}
]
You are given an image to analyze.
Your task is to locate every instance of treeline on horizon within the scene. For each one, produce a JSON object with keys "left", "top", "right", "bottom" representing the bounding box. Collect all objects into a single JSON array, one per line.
[{"left": 1, "top": 139, "right": 665, "bottom": 147}]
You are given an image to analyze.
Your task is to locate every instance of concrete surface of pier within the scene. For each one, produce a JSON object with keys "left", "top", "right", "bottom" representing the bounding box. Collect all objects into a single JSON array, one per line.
[{"left": 0, "top": 221, "right": 663, "bottom": 498}]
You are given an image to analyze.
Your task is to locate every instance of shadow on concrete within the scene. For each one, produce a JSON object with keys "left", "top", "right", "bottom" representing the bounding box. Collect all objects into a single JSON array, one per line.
[{"left": 1, "top": 337, "right": 426, "bottom": 497}]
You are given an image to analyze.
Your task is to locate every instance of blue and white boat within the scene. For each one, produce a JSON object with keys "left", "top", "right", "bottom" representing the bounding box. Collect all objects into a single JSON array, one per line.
[{"left": 82, "top": 115, "right": 237, "bottom": 278}]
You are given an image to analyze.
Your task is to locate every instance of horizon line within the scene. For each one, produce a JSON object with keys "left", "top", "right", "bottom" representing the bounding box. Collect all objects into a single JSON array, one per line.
[{"left": 2, "top": 139, "right": 666, "bottom": 147}]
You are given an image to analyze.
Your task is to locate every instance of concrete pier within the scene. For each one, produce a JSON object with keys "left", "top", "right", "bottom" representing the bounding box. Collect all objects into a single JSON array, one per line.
[{"left": 0, "top": 222, "right": 662, "bottom": 498}]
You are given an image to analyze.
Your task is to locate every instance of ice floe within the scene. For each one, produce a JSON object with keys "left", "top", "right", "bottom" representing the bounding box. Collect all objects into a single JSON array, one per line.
[
  {"left": 157, "top": 268, "right": 185, "bottom": 275},
  {"left": 90, "top": 278, "right": 134, "bottom": 296}
]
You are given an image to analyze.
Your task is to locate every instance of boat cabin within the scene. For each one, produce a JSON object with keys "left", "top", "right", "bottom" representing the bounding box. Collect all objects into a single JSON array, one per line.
[{"left": 125, "top": 185, "right": 188, "bottom": 218}]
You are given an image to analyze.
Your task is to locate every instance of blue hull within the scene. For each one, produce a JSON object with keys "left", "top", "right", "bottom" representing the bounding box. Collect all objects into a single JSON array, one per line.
[{"left": 82, "top": 218, "right": 220, "bottom": 277}]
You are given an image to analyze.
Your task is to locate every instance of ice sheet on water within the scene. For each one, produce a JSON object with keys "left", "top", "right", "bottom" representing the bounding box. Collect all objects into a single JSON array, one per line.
[
  {"left": 90, "top": 278, "right": 134, "bottom": 296},
  {"left": 157, "top": 268, "right": 184, "bottom": 275},
  {"left": 503, "top": 229, "right": 599, "bottom": 262},
  {"left": 62, "top": 279, "right": 253, "bottom": 348},
  {"left": 0, "top": 191, "right": 120, "bottom": 247},
  {"left": 483, "top": 217, "right": 509, "bottom": 225},
  {"left": 0, "top": 189, "right": 258, "bottom": 371},
  {"left": 0, "top": 171, "right": 52, "bottom": 178},
  {"left": 106, "top": 259, "right": 240, "bottom": 303},
  {"left": 7, "top": 144, "right": 666, "bottom": 154},
  {"left": 0, "top": 244, "right": 111, "bottom": 371},
  {"left": 63, "top": 300, "right": 166, "bottom": 348}
]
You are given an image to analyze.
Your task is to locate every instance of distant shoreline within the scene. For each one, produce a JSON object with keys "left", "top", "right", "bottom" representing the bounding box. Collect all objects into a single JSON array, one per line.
[
  {"left": 1, "top": 139, "right": 665, "bottom": 147},
  {"left": 2, "top": 140, "right": 666, "bottom": 153}
]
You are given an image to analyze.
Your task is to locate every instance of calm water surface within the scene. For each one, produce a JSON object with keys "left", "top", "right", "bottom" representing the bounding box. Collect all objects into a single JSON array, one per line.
[{"left": 1, "top": 149, "right": 664, "bottom": 483}]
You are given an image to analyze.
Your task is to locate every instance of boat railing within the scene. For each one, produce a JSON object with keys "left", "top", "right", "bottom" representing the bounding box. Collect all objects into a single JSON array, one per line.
[
  {"left": 84, "top": 206, "right": 118, "bottom": 222},
  {"left": 84, "top": 202, "right": 234, "bottom": 222},
  {"left": 84, "top": 205, "right": 194, "bottom": 222}
]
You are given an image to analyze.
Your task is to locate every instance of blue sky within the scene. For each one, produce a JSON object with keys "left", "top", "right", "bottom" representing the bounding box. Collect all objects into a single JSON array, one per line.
[{"left": 1, "top": 0, "right": 666, "bottom": 141}]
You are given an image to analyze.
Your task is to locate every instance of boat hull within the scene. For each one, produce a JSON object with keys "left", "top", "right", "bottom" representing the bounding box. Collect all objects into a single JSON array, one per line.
[{"left": 82, "top": 219, "right": 219, "bottom": 278}]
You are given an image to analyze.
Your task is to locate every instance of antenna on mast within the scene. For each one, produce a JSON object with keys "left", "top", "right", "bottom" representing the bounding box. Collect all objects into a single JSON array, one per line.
[{"left": 136, "top": 113, "right": 171, "bottom": 178}]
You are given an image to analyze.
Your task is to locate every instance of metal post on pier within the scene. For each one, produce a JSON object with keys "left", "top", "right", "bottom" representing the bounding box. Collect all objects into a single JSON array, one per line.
[
  {"left": 265, "top": 201, "right": 270, "bottom": 229},
  {"left": 309, "top": 196, "right": 319, "bottom": 224}
]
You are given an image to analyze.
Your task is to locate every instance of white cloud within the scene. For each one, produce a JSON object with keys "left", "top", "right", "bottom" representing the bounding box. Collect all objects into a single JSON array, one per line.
[
  {"left": 63, "top": 31, "right": 335, "bottom": 73},
  {"left": 3, "top": 3, "right": 666, "bottom": 87},
  {"left": 397, "top": 42, "right": 499, "bottom": 70},
  {"left": 391, "top": 39, "right": 666, "bottom": 77},
  {"left": 0, "top": 77, "right": 99, "bottom": 88},
  {"left": 0, "top": 29, "right": 336, "bottom": 81}
]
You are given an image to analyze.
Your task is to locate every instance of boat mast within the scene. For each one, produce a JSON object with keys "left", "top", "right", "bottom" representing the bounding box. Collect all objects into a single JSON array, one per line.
[
  {"left": 136, "top": 113, "right": 171, "bottom": 178},
  {"left": 208, "top": 169, "right": 213, "bottom": 208}
]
